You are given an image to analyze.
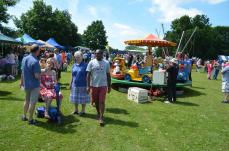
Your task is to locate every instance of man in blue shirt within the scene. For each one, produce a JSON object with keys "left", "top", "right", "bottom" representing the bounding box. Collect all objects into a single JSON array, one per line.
[{"left": 21, "top": 44, "right": 41, "bottom": 125}]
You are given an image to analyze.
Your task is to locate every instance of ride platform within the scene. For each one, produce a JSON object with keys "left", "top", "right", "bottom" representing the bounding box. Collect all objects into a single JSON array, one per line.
[{"left": 111, "top": 78, "right": 192, "bottom": 88}]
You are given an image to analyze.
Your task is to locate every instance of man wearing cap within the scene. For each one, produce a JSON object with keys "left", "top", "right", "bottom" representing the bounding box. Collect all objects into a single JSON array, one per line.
[{"left": 165, "top": 58, "right": 179, "bottom": 103}]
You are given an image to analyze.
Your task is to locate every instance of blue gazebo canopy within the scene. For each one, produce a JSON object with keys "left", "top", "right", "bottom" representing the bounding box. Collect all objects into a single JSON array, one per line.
[
  {"left": 46, "top": 38, "right": 64, "bottom": 49},
  {"left": 17, "top": 34, "right": 43, "bottom": 45},
  {"left": 0, "top": 33, "right": 21, "bottom": 44}
]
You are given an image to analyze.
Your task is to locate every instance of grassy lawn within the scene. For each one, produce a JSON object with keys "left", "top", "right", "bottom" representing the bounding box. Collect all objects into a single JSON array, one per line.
[{"left": 0, "top": 71, "right": 229, "bottom": 151}]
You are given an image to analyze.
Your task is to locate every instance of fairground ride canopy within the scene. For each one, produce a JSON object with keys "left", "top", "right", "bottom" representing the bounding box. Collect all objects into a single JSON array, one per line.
[{"left": 124, "top": 34, "right": 176, "bottom": 47}]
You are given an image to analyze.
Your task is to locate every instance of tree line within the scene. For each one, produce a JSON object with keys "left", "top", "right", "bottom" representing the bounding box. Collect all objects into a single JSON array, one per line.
[
  {"left": 1, "top": 0, "right": 107, "bottom": 50},
  {"left": 164, "top": 15, "right": 229, "bottom": 59},
  {"left": 1, "top": 0, "right": 228, "bottom": 59}
]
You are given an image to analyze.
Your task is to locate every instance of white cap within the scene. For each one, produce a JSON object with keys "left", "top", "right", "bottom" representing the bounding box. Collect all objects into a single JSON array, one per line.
[{"left": 170, "top": 58, "right": 177, "bottom": 64}]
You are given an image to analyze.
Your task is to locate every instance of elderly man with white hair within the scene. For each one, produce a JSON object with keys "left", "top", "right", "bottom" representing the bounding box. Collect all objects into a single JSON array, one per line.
[{"left": 70, "top": 51, "right": 90, "bottom": 115}]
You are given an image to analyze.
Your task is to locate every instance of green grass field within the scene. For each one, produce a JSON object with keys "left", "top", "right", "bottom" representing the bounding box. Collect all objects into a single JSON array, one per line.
[{"left": 0, "top": 71, "right": 229, "bottom": 151}]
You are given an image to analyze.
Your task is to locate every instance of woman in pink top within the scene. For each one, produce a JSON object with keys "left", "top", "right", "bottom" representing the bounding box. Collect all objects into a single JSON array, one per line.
[{"left": 207, "top": 61, "right": 213, "bottom": 80}]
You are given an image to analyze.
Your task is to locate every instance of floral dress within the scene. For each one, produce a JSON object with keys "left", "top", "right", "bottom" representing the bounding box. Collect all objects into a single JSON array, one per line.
[{"left": 40, "top": 71, "right": 63, "bottom": 100}]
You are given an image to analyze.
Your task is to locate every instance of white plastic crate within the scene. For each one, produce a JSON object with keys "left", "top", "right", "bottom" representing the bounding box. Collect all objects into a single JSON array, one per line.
[
  {"left": 153, "top": 70, "right": 167, "bottom": 85},
  {"left": 127, "top": 87, "right": 148, "bottom": 103}
]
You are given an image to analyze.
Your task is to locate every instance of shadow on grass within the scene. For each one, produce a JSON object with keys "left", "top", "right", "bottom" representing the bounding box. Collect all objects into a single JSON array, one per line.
[
  {"left": 60, "top": 83, "right": 69, "bottom": 86},
  {"left": 106, "top": 108, "right": 130, "bottom": 115},
  {"left": 191, "top": 86, "right": 205, "bottom": 90},
  {"left": 0, "top": 90, "right": 12, "bottom": 96},
  {"left": 0, "top": 96, "right": 22, "bottom": 101},
  {"left": 174, "top": 101, "right": 199, "bottom": 106},
  {"left": 83, "top": 113, "right": 139, "bottom": 127},
  {"left": 178, "top": 87, "right": 206, "bottom": 98},
  {"left": 111, "top": 84, "right": 129, "bottom": 93},
  {"left": 155, "top": 98, "right": 199, "bottom": 106},
  {"left": 36, "top": 115, "right": 79, "bottom": 134},
  {"left": 0, "top": 75, "right": 20, "bottom": 83}
]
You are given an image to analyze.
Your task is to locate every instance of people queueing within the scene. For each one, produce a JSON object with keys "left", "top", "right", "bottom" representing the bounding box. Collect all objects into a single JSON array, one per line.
[
  {"left": 70, "top": 51, "right": 90, "bottom": 115},
  {"left": 20, "top": 44, "right": 41, "bottom": 125},
  {"left": 165, "top": 58, "right": 179, "bottom": 103},
  {"left": 86, "top": 49, "right": 111, "bottom": 126},
  {"left": 221, "top": 62, "right": 229, "bottom": 103}
]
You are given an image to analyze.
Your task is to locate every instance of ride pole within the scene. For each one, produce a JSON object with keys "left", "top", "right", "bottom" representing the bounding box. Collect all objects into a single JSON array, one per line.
[
  {"left": 181, "top": 27, "right": 197, "bottom": 53},
  {"left": 175, "top": 31, "right": 185, "bottom": 57}
]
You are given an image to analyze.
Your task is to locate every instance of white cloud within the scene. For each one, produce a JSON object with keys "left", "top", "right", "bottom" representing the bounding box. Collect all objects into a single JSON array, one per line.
[
  {"left": 113, "top": 23, "right": 144, "bottom": 36},
  {"left": 202, "top": 0, "right": 227, "bottom": 4},
  {"left": 87, "top": 5, "right": 98, "bottom": 17},
  {"left": 128, "top": 0, "right": 145, "bottom": 5},
  {"left": 149, "top": 0, "right": 202, "bottom": 22},
  {"left": 105, "top": 22, "right": 147, "bottom": 49},
  {"left": 149, "top": 0, "right": 227, "bottom": 22}
]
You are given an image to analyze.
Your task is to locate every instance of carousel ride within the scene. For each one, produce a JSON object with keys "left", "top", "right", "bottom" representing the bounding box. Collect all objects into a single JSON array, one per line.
[{"left": 111, "top": 34, "right": 192, "bottom": 88}]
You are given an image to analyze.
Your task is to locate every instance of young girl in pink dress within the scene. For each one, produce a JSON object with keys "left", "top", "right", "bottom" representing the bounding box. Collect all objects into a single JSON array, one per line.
[
  {"left": 40, "top": 58, "right": 63, "bottom": 118},
  {"left": 207, "top": 61, "right": 213, "bottom": 80}
]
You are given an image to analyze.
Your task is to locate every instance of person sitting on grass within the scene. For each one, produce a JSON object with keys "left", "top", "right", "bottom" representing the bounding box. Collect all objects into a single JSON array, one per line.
[{"left": 40, "top": 58, "right": 63, "bottom": 119}]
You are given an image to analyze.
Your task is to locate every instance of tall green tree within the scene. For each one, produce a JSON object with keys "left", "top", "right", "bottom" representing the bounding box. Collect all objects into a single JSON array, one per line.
[
  {"left": 164, "top": 14, "right": 227, "bottom": 59},
  {"left": 0, "top": 0, "right": 18, "bottom": 24},
  {"left": 14, "top": 0, "right": 81, "bottom": 46},
  {"left": 0, "top": 0, "right": 19, "bottom": 37},
  {"left": 82, "top": 20, "right": 108, "bottom": 50}
]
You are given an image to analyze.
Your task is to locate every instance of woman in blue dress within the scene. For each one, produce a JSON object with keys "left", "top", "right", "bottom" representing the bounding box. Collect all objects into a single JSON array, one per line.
[{"left": 70, "top": 51, "right": 90, "bottom": 115}]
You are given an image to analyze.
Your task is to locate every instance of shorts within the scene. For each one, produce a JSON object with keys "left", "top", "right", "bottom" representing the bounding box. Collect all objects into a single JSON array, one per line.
[
  {"left": 25, "top": 88, "right": 40, "bottom": 104},
  {"left": 91, "top": 86, "right": 107, "bottom": 103},
  {"left": 222, "top": 82, "right": 229, "bottom": 93}
]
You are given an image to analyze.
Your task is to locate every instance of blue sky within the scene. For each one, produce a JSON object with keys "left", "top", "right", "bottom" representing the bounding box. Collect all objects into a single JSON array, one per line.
[{"left": 6, "top": 0, "right": 229, "bottom": 49}]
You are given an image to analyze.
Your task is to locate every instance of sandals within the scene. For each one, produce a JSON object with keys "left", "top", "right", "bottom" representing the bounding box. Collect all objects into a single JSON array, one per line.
[
  {"left": 28, "top": 119, "right": 36, "bottom": 125},
  {"left": 222, "top": 100, "right": 229, "bottom": 103},
  {"left": 79, "top": 112, "right": 86, "bottom": 116},
  {"left": 72, "top": 111, "right": 79, "bottom": 115},
  {"left": 99, "top": 119, "right": 104, "bottom": 127},
  {"left": 21, "top": 115, "right": 28, "bottom": 121}
]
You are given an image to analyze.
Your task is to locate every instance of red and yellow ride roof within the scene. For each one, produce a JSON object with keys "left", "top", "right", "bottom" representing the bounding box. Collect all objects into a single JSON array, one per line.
[{"left": 124, "top": 34, "right": 176, "bottom": 47}]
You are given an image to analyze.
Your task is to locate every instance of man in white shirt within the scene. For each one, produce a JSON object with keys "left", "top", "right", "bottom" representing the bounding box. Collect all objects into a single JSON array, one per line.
[{"left": 86, "top": 49, "right": 111, "bottom": 126}]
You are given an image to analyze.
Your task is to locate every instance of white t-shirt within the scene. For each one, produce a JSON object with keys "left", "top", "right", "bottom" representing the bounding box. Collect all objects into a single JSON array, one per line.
[{"left": 86, "top": 59, "right": 110, "bottom": 87}]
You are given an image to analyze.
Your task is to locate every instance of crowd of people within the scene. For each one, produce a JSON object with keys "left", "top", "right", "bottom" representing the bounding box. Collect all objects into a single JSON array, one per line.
[
  {"left": 20, "top": 45, "right": 111, "bottom": 126},
  {"left": 0, "top": 46, "right": 25, "bottom": 81},
  {"left": 0, "top": 44, "right": 228, "bottom": 125}
]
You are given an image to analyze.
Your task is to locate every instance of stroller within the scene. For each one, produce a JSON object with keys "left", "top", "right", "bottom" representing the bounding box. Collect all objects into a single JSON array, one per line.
[{"left": 36, "top": 83, "right": 62, "bottom": 124}]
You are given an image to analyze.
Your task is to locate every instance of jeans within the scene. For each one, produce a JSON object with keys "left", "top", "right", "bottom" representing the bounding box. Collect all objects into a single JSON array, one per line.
[{"left": 213, "top": 69, "right": 220, "bottom": 80}]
